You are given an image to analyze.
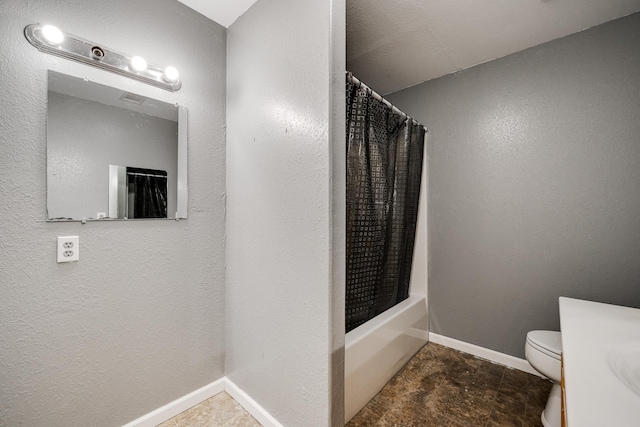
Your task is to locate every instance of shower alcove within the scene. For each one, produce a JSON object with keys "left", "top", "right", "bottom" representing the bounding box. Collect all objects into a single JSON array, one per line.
[{"left": 343, "top": 74, "right": 429, "bottom": 423}]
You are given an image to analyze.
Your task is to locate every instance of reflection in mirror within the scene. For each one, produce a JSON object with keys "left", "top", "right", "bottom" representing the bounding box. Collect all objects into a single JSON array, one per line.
[
  {"left": 46, "top": 70, "right": 187, "bottom": 221},
  {"left": 109, "top": 166, "right": 168, "bottom": 219}
]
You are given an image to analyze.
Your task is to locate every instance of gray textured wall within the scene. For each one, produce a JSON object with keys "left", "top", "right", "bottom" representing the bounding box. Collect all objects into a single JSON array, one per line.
[
  {"left": 47, "top": 92, "right": 178, "bottom": 219},
  {"left": 226, "top": 0, "right": 344, "bottom": 425},
  {"left": 387, "top": 13, "right": 640, "bottom": 358},
  {"left": 0, "top": 1, "right": 227, "bottom": 425},
  {"left": 330, "top": 1, "right": 347, "bottom": 425}
]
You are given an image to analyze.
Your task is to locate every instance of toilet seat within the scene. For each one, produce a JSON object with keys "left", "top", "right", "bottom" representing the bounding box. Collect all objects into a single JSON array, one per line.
[{"left": 526, "top": 330, "right": 562, "bottom": 361}]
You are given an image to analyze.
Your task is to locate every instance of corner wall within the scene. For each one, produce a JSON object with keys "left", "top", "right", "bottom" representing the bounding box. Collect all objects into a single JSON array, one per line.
[
  {"left": 225, "top": 0, "right": 345, "bottom": 425},
  {"left": 387, "top": 13, "right": 640, "bottom": 358},
  {"left": 0, "top": 1, "right": 227, "bottom": 425}
]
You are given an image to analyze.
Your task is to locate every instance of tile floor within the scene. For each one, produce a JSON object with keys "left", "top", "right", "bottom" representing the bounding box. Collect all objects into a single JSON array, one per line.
[
  {"left": 160, "top": 342, "right": 552, "bottom": 426},
  {"left": 347, "top": 342, "right": 552, "bottom": 427},
  {"left": 158, "top": 392, "right": 261, "bottom": 427}
]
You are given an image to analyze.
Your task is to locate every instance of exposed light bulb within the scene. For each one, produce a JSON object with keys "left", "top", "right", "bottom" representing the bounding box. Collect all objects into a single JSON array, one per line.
[
  {"left": 130, "top": 56, "right": 147, "bottom": 72},
  {"left": 163, "top": 66, "right": 179, "bottom": 83},
  {"left": 41, "top": 25, "right": 64, "bottom": 45}
]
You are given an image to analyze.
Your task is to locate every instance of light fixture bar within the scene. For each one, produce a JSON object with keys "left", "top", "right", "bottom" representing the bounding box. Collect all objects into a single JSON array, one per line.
[{"left": 24, "top": 24, "right": 181, "bottom": 92}]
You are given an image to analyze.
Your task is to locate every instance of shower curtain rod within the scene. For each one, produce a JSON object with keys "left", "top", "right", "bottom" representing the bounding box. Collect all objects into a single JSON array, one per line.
[
  {"left": 127, "top": 171, "right": 167, "bottom": 178},
  {"left": 347, "top": 72, "right": 427, "bottom": 131}
]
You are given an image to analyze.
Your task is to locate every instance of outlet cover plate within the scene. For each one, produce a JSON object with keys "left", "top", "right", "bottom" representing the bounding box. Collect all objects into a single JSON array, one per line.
[{"left": 57, "top": 236, "right": 79, "bottom": 263}]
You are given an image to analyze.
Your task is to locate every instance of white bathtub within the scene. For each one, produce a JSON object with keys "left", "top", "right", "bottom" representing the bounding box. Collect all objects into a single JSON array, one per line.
[{"left": 344, "top": 294, "right": 429, "bottom": 423}]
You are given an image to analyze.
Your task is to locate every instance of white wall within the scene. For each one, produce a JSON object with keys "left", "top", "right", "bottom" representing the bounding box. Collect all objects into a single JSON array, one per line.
[
  {"left": 408, "top": 142, "right": 429, "bottom": 300},
  {"left": 330, "top": 0, "right": 347, "bottom": 424},
  {"left": 225, "top": 0, "right": 345, "bottom": 425},
  {"left": 0, "top": 1, "right": 227, "bottom": 425}
]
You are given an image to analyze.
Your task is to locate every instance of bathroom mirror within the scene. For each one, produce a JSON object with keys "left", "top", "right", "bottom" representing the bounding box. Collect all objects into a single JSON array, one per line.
[{"left": 46, "top": 70, "right": 187, "bottom": 221}]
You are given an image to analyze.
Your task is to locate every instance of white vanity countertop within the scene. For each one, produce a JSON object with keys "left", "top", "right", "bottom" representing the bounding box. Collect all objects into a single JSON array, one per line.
[{"left": 559, "top": 297, "right": 640, "bottom": 426}]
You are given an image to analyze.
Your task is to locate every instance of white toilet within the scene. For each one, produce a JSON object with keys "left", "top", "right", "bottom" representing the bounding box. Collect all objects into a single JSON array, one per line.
[{"left": 525, "top": 330, "right": 563, "bottom": 427}]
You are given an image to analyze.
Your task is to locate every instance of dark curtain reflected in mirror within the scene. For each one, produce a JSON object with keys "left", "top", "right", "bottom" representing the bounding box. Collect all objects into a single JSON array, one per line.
[{"left": 126, "top": 167, "right": 168, "bottom": 219}]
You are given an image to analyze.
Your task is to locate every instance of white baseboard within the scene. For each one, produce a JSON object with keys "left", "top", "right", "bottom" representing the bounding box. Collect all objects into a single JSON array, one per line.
[
  {"left": 122, "top": 378, "right": 225, "bottom": 427},
  {"left": 429, "top": 332, "right": 543, "bottom": 377},
  {"left": 123, "top": 335, "right": 539, "bottom": 427},
  {"left": 121, "top": 377, "right": 284, "bottom": 427},
  {"left": 224, "top": 378, "right": 284, "bottom": 427}
]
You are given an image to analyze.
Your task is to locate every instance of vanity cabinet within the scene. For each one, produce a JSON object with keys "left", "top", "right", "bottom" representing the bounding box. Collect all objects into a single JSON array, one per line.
[{"left": 559, "top": 297, "right": 640, "bottom": 426}]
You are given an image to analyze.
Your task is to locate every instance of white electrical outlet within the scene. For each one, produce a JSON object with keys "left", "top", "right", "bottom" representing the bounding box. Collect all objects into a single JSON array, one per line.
[{"left": 57, "top": 236, "right": 79, "bottom": 263}]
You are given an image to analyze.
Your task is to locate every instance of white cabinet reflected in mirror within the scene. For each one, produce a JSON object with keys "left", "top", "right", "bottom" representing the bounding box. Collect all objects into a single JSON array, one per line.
[{"left": 47, "top": 70, "right": 187, "bottom": 221}]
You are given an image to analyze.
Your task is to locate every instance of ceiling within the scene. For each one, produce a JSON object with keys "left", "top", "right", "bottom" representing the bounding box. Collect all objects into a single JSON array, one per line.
[
  {"left": 178, "top": 0, "right": 640, "bottom": 94},
  {"left": 177, "top": 0, "right": 259, "bottom": 27},
  {"left": 348, "top": 0, "right": 640, "bottom": 94}
]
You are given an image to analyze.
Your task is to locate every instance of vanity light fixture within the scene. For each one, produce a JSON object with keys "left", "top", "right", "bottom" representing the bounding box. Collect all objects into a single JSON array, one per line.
[
  {"left": 130, "top": 56, "right": 148, "bottom": 72},
  {"left": 163, "top": 66, "right": 179, "bottom": 83},
  {"left": 41, "top": 25, "right": 64, "bottom": 45},
  {"left": 24, "top": 24, "right": 181, "bottom": 92}
]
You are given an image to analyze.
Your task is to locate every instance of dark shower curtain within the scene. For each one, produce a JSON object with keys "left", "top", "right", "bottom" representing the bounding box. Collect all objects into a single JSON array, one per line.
[
  {"left": 346, "top": 75, "right": 426, "bottom": 333},
  {"left": 127, "top": 167, "right": 168, "bottom": 219}
]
